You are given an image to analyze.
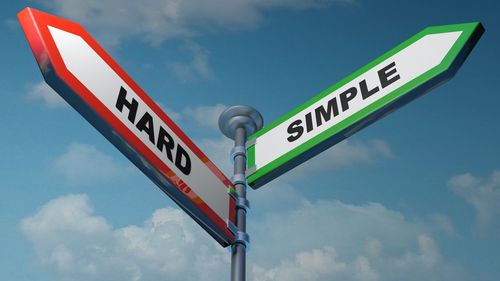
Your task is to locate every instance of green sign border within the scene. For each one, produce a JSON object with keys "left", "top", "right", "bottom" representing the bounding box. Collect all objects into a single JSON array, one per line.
[{"left": 247, "top": 22, "right": 484, "bottom": 188}]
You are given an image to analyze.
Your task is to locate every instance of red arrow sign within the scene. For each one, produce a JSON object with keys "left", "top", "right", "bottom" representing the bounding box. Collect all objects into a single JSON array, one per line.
[{"left": 18, "top": 7, "right": 236, "bottom": 247}]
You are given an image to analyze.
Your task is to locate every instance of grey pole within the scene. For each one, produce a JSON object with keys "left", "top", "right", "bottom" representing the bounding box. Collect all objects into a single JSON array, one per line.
[{"left": 219, "top": 105, "right": 263, "bottom": 281}]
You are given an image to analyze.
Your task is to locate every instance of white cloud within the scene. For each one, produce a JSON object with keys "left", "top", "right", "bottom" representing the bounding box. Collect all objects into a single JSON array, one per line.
[
  {"left": 364, "top": 238, "right": 382, "bottom": 258},
  {"left": 252, "top": 247, "right": 354, "bottom": 281},
  {"left": 247, "top": 197, "right": 465, "bottom": 281},
  {"left": 41, "top": 0, "right": 357, "bottom": 46},
  {"left": 252, "top": 247, "right": 381, "bottom": 281},
  {"left": 25, "top": 81, "right": 69, "bottom": 108},
  {"left": 449, "top": 170, "right": 500, "bottom": 234},
  {"left": 20, "top": 194, "right": 228, "bottom": 281},
  {"left": 249, "top": 200, "right": 422, "bottom": 266},
  {"left": 52, "top": 143, "right": 132, "bottom": 185},
  {"left": 169, "top": 42, "right": 214, "bottom": 82},
  {"left": 431, "top": 214, "right": 460, "bottom": 239},
  {"left": 183, "top": 104, "right": 228, "bottom": 130},
  {"left": 278, "top": 138, "right": 394, "bottom": 181},
  {"left": 21, "top": 193, "right": 466, "bottom": 281}
]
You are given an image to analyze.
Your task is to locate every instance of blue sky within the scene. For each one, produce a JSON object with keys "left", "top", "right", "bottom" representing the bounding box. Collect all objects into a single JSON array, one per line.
[{"left": 1, "top": 0, "right": 499, "bottom": 280}]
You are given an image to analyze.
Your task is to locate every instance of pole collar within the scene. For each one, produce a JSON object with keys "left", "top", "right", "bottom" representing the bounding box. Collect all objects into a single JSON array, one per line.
[
  {"left": 231, "top": 145, "right": 246, "bottom": 161},
  {"left": 236, "top": 196, "right": 250, "bottom": 212},
  {"left": 233, "top": 231, "right": 250, "bottom": 249},
  {"left": 232, "top": 173, "right": 246, "bottom": 186}
]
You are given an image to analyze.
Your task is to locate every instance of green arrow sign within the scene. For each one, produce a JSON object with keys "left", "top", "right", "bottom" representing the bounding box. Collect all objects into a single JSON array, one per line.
[{"left": 246, "top": 22, "right": 484, "bottom": 189}]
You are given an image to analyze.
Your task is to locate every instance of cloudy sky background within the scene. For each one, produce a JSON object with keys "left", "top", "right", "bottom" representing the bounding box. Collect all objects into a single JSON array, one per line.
[{"left": 1, "top": 0, "right": 499, "bottom": 280}]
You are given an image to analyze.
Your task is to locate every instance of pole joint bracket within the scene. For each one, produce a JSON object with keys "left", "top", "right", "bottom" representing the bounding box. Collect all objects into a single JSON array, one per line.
[
  {"left": 232, "top": 231, "right": 250, "bottom": 249},
  {"left": 236, "top": 196, "right": 250, "bottom": 212},
  {"left": 231, "top": 173, "right": 246, "bottom": 186},
  {"left": 231, "top": 145, "right": 246, "bottom": 161}
]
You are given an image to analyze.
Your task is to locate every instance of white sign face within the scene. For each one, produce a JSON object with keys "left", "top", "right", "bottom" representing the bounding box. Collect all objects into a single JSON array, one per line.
[
  {"left": 255, "top": 32, "right": 460, "bottom": 169},
  {"left": 19, "top": 7, "right": 236, "bottom": 246},
  {"left": 246, "top": 23, "right": 484, "bottom": 188},
  {"left": 49, "top": 26, "right": 230, "bottom": 223}
]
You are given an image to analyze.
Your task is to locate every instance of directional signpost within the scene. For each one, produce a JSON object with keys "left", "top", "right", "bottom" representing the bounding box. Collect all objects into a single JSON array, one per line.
[
  {"left": 19, "top": 6, "right": 485, "bottom": 281},
  {"left": 18, "top": 7, "right": 237, "bottom": 247},
  {"left": 246, "top": 23, "right": 484, "bottom": 189}
]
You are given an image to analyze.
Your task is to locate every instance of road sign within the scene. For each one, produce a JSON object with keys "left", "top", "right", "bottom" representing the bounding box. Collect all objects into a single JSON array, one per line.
[
  {"left": 18, "top": 7, "right": 236, "bottom": 247},
  {"left": 246, "top": 22, "right": 484, "bottom": 189}
]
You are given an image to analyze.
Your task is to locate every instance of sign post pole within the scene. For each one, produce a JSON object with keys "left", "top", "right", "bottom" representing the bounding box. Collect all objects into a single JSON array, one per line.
[{"left": 219, "top": 106, "right": 263, "bottom": 281}]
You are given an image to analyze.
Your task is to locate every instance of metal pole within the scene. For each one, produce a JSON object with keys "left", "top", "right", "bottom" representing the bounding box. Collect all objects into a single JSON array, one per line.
[
  {"left": 232, "top": 126, "right": 247, "bottom": 281},
  {"left": 218, "top": 106, "right": 263, "bottom": 281}
]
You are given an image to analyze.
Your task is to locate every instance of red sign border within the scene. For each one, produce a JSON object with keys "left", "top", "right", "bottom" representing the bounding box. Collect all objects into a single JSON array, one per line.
[{"left": 18, "top": 7, "right": 236, "bottom": 245}]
